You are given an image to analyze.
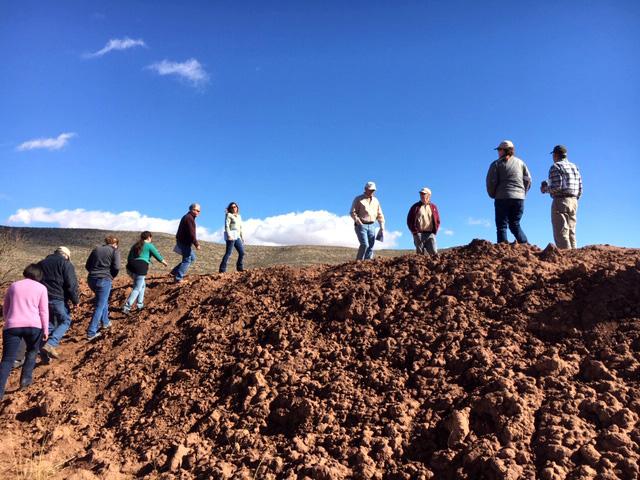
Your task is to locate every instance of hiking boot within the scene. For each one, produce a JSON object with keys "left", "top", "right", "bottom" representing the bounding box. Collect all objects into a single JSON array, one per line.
[
  {"left": 87, "top": 332, "right": 102, "bottom": 342},
  {"left": 41, "top": 343, "right": 60, "bottom": 359}
]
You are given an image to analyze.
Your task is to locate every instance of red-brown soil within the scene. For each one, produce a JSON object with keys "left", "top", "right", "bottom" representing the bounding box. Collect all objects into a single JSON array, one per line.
[{"left": 1, "top": 241, "right": 639, "bottom": 479}]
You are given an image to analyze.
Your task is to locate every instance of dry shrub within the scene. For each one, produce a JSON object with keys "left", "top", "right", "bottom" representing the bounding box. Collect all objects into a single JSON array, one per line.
[{"left": 0, "top": 229, "right": 22, "bottom": 284}]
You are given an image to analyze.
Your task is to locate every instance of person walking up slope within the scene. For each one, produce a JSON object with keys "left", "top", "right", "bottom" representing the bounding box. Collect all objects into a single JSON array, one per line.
[
  {"left": 0, "top": 264, "right": 49, "bottom": 401},
  {"left": 407, "top": 187, "right": 441, "bottom": 255},
  {"left": 123, "top": 231, "right": 168, "bottom": 314},
  {"left": 219, "top": 202, "right": 245, "bottom": 273},
  {"left": 171, "top": 203, "right": 201, "bottom": 282},
  {"left": 350, "top": 181, "right": 385, "bottom": 260},
  {"left": 85, "top": 235, "right": 120, "bottom": 341},
  {"left": 38, "top": 246, "right": 79, "bottom": 360},
  {"left": 486, "top": 140, "right": 532, "bottom": 244},
  {"left": 541, "top": 145, "right": 583, "bottom": 249}
]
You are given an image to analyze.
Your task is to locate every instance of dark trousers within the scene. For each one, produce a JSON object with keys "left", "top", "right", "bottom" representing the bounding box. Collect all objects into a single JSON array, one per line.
[
  {"left": 494, "top": 199, "right": 528, "bottom": 244},
  {"left": 219, "top": 239, "right": 245, "bottom": 272},
  {"left": 0, "top": 327, "right": 43, "bottom": 400}
]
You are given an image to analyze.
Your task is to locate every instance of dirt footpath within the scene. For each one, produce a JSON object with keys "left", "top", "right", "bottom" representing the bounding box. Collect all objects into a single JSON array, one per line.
[{"left": 1, "top": 241, "right": 639, "bottom": 479}]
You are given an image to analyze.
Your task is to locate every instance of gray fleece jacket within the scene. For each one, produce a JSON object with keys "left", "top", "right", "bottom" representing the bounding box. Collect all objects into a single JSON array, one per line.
[
  {"left": 85, "top": 244, "right": 121, "bottom": 280},
  {"left": 486, "top": 155, "right": 532, "bottom": 200}
]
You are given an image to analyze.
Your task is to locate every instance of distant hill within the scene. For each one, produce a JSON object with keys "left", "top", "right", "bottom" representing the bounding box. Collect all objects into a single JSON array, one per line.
[{"left": 0, "top": 225, "right": 410, "bottom": 282}]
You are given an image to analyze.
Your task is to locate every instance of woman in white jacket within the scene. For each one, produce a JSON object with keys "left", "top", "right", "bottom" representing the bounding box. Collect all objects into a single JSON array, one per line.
[{"left": 218, "top": 202, "right": 245, "bottom": 273}]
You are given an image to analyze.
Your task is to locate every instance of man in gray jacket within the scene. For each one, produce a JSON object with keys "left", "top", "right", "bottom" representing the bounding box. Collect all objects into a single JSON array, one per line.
[
  {"left": 486, "top": 140, "right": 531, "bottom": 244},
  {"left": 85, "top": 235, "right": 120, "bottom": 341}
]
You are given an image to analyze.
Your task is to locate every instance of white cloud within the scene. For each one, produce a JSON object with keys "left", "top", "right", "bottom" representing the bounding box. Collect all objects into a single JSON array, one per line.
[
  {"left": 16, "top": 133, "right": 76, "bottom": 152},
  {"left": 146, "top": 58, "right": 209, "bottom": 86},
  {"left": 85, "top": 37, "right": 146, "bottom": 58},
  {"left": 467, "top": 217, "right": 491, "bottom": 228},
  {"left": 443, "top": 229, "right": 454, "bottom": 236},
  {"left": 7, "top": 208, "right": 402, "bottom": 249}
]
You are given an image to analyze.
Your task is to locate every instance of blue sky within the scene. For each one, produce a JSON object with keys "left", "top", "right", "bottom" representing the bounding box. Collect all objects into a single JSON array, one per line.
[{"left": 1, "top": 1, "right": 639, "bottom": 249}]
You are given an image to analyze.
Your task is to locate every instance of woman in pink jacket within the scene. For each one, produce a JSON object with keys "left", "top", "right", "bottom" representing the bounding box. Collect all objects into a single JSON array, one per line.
[{"left": 0, "top": 264, "right": 49, "bottom": 401}]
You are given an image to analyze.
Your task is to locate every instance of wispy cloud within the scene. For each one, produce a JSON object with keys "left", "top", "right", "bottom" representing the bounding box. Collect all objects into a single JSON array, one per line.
[
  {"left": 146, "top": 58, "right": 209, "bottom": 87},
  {"left": 467, "top": 217, "right": 491, "bottom": 228},
  {"left": 7, "top": 208, "right": 402, "bottom": 249},
  {"left": 16, "top": 133, "right": 76, "bottom": 152},
  {"left": 443, "top": 229, "right": 454, "bottom": 236},
  {"left": 84, "top": 37, "right": 146, "bottom": 58}
]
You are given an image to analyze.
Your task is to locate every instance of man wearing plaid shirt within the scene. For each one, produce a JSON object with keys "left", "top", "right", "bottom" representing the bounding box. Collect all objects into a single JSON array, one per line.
[{"left": 540, "top": 145, "right": 583, "bottom": 249}]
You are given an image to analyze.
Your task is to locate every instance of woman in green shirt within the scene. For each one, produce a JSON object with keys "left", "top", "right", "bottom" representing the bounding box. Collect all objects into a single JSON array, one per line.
[
  {"left": 123, "top": 231, "right": 167, "bottom": 314},
  {"left": 219, "top": 202, "right": 245, "bottom": 273}
]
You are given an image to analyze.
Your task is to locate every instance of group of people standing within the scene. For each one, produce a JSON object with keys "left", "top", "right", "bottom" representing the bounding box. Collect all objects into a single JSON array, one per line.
[
  {"left": 350, "top": 140, "right": 583, "bottom": 259},
  {"left": 486, "top": 141, "right": 582, "bottom": 249},
  {"left": 0, "top": 142, "right": 583, "bottom": 400}
]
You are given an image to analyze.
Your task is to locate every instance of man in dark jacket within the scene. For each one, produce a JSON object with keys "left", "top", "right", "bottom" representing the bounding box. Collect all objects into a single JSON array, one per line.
[
  {"left": 38, "top": 246, "right": 79, "bottom": 358},
  {"left": 85, "top": 235, "right": 120, "bottom": 341},
  {"left": 407, "top": 187, "right": 441, "bottom": 255},
  {"left": 170, "top": 203, "right": 201, "bottom": 282}
]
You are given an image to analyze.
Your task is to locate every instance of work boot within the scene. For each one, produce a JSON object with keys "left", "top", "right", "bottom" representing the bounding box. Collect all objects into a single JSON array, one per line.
[{"left": 41, "top": 343, "right": 60, "bottom": 359}]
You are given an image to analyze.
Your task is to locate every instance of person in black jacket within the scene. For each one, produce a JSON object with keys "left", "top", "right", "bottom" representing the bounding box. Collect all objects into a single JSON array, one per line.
[
  {"left": 170, "top": 203, "right": 201, "bottom": 283},
  {"left": 85, "top": 236, "right": 120, "bottom": 341},
  {"left": 38, "top": 246, "right": 79, "bottom": 359}
]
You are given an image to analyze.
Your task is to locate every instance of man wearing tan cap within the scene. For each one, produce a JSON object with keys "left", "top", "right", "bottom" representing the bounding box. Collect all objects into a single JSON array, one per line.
[
  {"left": 37, "top": 246, "right": 79, "bottom": 359},
  {"left": 486, "top": 140, "right": 531, "bottom": 244},
  {"left": 407, "top": 187, "right": 441, "bottom": 255},
  {"left": 350, "top": 181, "right": 385, "bottom": 260},
  {"left": 541, "top": 145, "right": 583, "bottom": 249}
]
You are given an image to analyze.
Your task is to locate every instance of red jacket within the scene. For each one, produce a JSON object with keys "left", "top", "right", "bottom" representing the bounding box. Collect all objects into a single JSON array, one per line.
[{"left": 406, "top": 201, "right": 440, "bottom": 235}]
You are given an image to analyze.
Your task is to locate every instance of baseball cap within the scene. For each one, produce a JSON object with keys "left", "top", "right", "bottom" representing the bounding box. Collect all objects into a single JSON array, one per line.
[
  {"left": 550, "top": 145, "right": 567, "bottom": 155},
  {"left": 56, "top": 246, "right": 71, "bottom": 258},
  {"left": 495, "top": 140, "right": 515, "bottom": 150},
  {"left": 364, "top": 181, "right": 377, "bottom": 191},
  {"left": 419, "top": 187, "right": 432, "bottom": 195}
]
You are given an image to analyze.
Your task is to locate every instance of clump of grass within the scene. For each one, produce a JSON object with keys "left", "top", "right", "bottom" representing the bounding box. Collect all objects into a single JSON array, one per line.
[{"left": 6, "top": 443, "right": 61, "bottom": 480}]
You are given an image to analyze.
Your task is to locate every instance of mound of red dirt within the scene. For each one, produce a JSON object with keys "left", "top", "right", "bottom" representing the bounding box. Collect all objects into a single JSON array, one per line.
[{"left": 1, "top": 241, "right": 639, "bottom": 479}]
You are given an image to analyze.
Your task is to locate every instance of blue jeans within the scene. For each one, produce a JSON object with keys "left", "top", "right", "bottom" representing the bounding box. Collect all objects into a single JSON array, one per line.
[
  {"left": 355, "top": 223, "right": 376, "bottom": 260},
  {"left": 87, "top": 277, "right": 112, "bottom": 338},
  {"left": 0, "top": 327, "right": 43, "bottom": 400},
  {"left": 171, "top": 243, "right": 196, "bottom": 281},
  {"left": 219, "top": 239, "right": 245, "bottom": 272},
  {"left": 494, "top": 199, "right": 528, "bottom": 244},
  {"left": 124, "top": 274, "right": 146, "bottom": 310},
  {"left": 46, "top": 299, "right": 72, "bottom": 348}
]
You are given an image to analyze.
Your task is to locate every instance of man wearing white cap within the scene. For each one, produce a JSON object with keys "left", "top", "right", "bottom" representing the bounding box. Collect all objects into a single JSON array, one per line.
[
  {"left": 37, "top": 246, "right": 79, "bottom": 359},
  {"left": 486, "top": 140, "right": 531, "bottom": 244},
  {"left": 350, "top": 181, "right": 385, "bottom": 260},
  {"left": 407, "top": 187, "right": 441, "bottom": 255}
]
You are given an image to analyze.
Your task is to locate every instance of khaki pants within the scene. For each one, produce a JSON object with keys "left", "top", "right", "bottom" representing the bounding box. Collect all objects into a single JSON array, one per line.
[
  {"left": 551, "top": 197, "right": 578, "bottom": 249},
  {"left": 413, "top": 232, "right": 437, "bottom": 255}
]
